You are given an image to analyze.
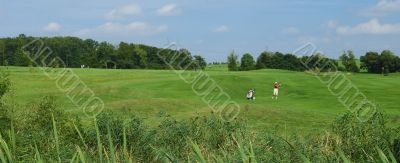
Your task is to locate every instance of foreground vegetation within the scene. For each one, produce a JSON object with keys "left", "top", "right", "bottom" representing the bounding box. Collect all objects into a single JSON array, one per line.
[{"left": 0, "top": 96, "right": 399, "bottom": 162}]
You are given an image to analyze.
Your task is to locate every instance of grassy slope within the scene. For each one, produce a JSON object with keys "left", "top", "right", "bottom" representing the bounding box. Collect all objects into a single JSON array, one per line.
[{"left": 5, "top": 65, "right": 400, "bottom": 134}]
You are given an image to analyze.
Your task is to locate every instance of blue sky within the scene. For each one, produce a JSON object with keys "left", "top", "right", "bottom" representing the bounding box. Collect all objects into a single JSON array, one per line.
[{"left": 1, "top": 0, "right": 400, "bottom": 61}]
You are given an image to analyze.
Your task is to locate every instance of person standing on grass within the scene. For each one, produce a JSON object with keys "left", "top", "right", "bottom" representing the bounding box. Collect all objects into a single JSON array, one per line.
[
  {"left": 247, "top": 89, "right": 254, "bottom": 100},
  {"left": 272, "top": 82, "right": 280, "bottom": 100}
]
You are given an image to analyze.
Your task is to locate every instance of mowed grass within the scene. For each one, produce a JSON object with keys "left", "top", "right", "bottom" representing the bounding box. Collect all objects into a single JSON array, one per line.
[{"left": 4, "top": 66, "right": 400, "bottom": 134}]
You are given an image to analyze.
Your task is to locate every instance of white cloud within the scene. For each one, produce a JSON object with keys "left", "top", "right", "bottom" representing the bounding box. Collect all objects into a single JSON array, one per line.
[
  {"left": 105, "top": 4, "right": 142, "bottom": 19},
  {"left": 75, "top": 22, "right": 168, "bottom": 37},
  {"left": 297, "top": 36, "right": 317, "bottom": 44},
  {"left": 326, "top": 20, "right": 338, "bottom": 28},
  {"left": 361, "top": 0, "right": 400, "bottom": 16},
  {"left": 43, "top": 22, "right": 61, "bottom": 32},
  {"left": 297, "top": 36, "right": 333, "bottom": 45},
  {"left": 214, "top": 25, "right": 229, "bottom": 33},
  {"left": 282, "top": 27, "right": 299, "bottom": 34},
  {"left": 336, "top": 18, "right": 400, "bottom": 35},
  {"left": 156, "top": 4, "right": 181, "bottom": 16}
]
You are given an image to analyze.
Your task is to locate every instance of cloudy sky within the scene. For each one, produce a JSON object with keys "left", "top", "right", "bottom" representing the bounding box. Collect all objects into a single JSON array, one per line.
[{"left": 1, "top": 0, "right": 399, "bottom": 61}]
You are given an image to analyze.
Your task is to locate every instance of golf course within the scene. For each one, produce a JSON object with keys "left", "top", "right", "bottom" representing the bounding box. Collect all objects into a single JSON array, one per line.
[
  {"left": 6, "top": 65, "right": 400, "bottom": 133},
  {"left": 2, "top": 0, "right": 400, "bottom": 161}
]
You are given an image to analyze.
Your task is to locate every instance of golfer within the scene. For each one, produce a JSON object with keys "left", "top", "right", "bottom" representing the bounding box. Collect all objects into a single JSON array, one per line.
[
  {"left": 272, "top": 82, "right": 279, "bottom": 100},
  {"left": 247, "top": 89, "right": 254, "bottom": 100}
]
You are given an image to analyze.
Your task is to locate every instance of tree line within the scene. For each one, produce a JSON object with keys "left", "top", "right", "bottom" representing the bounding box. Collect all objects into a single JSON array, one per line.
[
  {"left": 228, "top": 49, "right": 400, "bottom": 74},
  {"left": 0, "top": 34, "right": 207, "bottom": 70},
  {"left": 228, "top": 51, "right": 338, "bottom": 72},
  {"left": 360, "top": 50, "right": 400, "bottom": 74}
]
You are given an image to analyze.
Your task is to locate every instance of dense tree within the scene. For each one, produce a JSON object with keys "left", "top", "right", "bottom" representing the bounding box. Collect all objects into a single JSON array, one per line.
[
  {"left": 0, "top": 35, "right": 202, "bottom": 70},
  {"left": 134, "top": 45, "right": 148, "bottom": 69},
  {"left": 396, "top": 56, "right": 400, "bottom": 72},
  {"left": 340, "top": 50, "right": 359, "bottom": 72},
  {"left": 96, "top": 42, "right": 115, "bottom": 68},
  {"left": 117, "top": 42, "right": 134, "bottom": 68},
  {"left": 360, "top": 50, "right": 400, "bottom": 74},
  {"left": 193, "top": 55, "right": 207, "bottom": 70},
  {"left": 0, "top": 40, "right": 5, "bottom": 66},
  {"left": 256, "top": 51, "right": 273, "bottom": 69},
  {"left": 253, "top": 51, "right": 338, "bottom": 72},
  {"left": 240, "top": 53, "right": 255, "bottom": 71},
  {"left": 173, "top": 49, "right": 193, "bottom": 70},
  {"left": 379, "top": 50, "right": 397, "bottom": 73},
  {"left": 300, "top": 53, "right": 338, "bottom": 72},
  {"left": 3, "top": 38, "right": 19, "bottom": 66},
  {"left": 282, "top": 53, "right": 303, "bottom": 71},
  {"left": 270, "top": 52, "right": 285, "bottom": 69},
  {"left": 14, "top": 49, "right": 30, "bottom": 66},
  {"left": 81, "top": 39, "right": 98, "bottom": 67},
  {"left": 360, "top": 52, "right": 380, "bottom": 73},
  {"left": 227, "top": 51, "right": 238, "bottom": 71},
  {"left": 339, "top": 52, "right": 349, "bottom": 69}
]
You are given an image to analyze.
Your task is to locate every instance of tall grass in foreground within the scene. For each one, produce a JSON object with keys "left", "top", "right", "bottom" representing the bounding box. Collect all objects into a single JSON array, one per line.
[
  {"left": 0, "top": 96, "right": 399, "bottom": 162},
  {"left": 0, "top": 118, "right": 398, "bottom": 163}
]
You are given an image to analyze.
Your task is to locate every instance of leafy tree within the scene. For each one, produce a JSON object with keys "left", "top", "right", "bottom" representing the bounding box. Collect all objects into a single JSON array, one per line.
[
  {"left": 240, "top": 53, "right": 255, "bottom": 71},
  {"left": 142, "top": 45, "right": 165, "bottom": 69},
  {"left": 117, "top": 42, "right": 134, "bottom": 68},
  {"left": 3, "top": 38, "right": 19, "bottom": 65},
  {"left": 255, "top": 51, "right": 335, "bottom": 72},
  {"left": 301, "top": 53, "right": 338, "bottom": 72},
  {"left": 340, "top": 50, "right": 359, "bottom": 73},
  {"left": 396, "top": 56, "right": 400, "bottom": 72},
  {"left": 379, "top": 50, "right": 397, "bottom": 73},
  {"left": 270, "top": 52, "right": 285, "bottom": 69},
  {"left": 282, "top": 53, "right": 302, "bottom": 71},
  {"left": 97, "top": 42, "right": 115, "bottom": 68},
  {"left": 0, "top": 35, "right": 206, "bottom": 70},
  {"left": 14, "top": 49, "right": 31, "bottom": 66},
  {"left": 339, "top": 52, "right": 349, "bottom": 70},
  {"left": 172, "top": 49, "right": 193, "bottom": 70},
  {"left": 60, "top": 37, "right": 85, "bottom": 67},
  {"left": 256, "top": 51, "right": 273, "bottom": 69},
  {"left": 360, "top": 52, "right": 380, "bottom": 73},
  {"left": 361, "top": 50, "right": 399, "bottom": 74},
  {"left": 348, "top": 62, "right": 359, "bottom": 72},
  {"left": 134, "top": 45, "right": 148, "bottom": 69},
  {"left": 82, "top": 39, "right": 99, "bottom": 67},
  {"left": 0, "top": 40, "right": 5, "bottom": 66},
  {"left": 227, "top": 51, "right": 238, "bottom": 71},
  {"left": 193, "top": 55, "right": 207, "bottom": 70}
]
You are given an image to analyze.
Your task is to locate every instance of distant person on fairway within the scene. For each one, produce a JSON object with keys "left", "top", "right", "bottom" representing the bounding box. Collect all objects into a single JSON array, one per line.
[
  {"left": 247, "top": 89, "right": 255, "bottom": 100},
  {"left": 272, "top": 82, "right": 279, "bottom": 100}
]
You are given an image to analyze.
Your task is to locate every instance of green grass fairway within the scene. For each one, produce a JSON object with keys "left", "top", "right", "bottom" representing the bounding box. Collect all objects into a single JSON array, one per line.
[{"left": 5, "top": 66, "right": 400, "bottom": 133}]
